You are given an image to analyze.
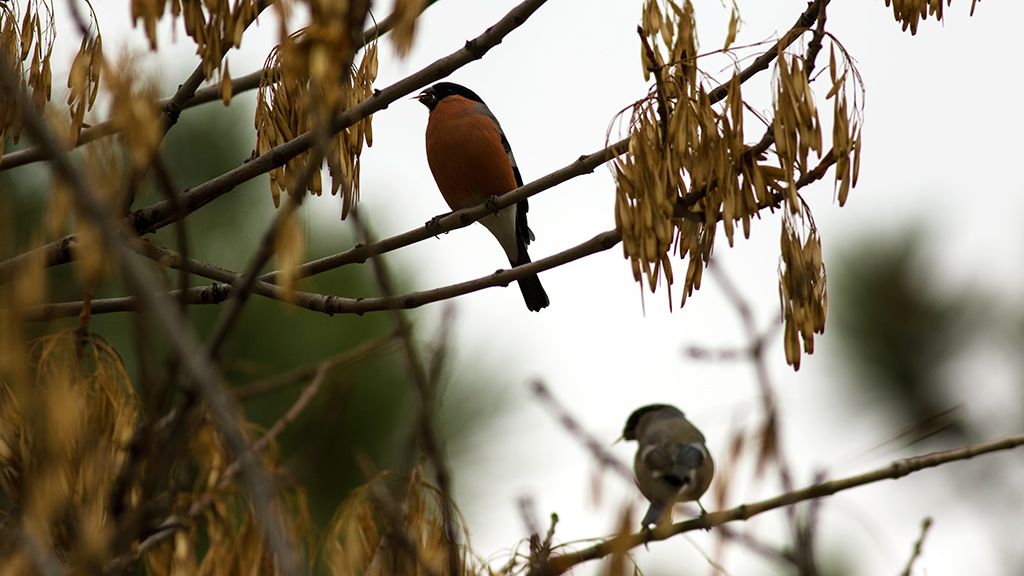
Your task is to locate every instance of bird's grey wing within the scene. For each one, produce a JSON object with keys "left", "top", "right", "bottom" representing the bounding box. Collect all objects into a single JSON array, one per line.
[
  {"left": 672, "top": 444, "right": 705, "bottom": 470},
  {"left": 641, "top": 445, "right": 674, "bottom": 473}
]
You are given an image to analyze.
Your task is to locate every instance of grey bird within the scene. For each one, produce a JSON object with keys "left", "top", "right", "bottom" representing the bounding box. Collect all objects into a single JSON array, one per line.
[{"left": 622, "top": 404, "right": 714, "bottom": 527}]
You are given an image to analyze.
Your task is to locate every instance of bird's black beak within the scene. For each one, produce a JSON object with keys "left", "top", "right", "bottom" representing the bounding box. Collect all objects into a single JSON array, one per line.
[{"left": 416, "top": 90, "right": 437, "bottom": 110}]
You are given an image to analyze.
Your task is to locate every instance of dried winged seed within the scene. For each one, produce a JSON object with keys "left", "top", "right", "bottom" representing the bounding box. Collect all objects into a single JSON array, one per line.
[
  {"left": 28, "top": 42, "right": 40, "bottom": 86},
  {"left": 20, "top": 9, "right": 33, "bottom": 61},
  {"left": 616, "top": 198, "right": 633, "bottom": 231},
  {"left": 783, "top": 316, "right": 799, "bottom": 367},
  {"left": 643, "top": 234, "right": 657, "bottom": 265},
  {"left": 41, "top": 49, "right": 51, "bottom": 98},
  {"left": 270, "top": 176, "right": 281, "bottom": 207},
  {"left": 802, "top": 330, "right": 815, "bottom": 353},
  {"left": 825, "top": 70, "right": 845, "bottom": 100},
  {"left": 829, "top": 44, "right": 837, "bottom": 84},
  {"left": 221, "top": 64, "right": 232, "bottom": 105},
  {"left": 852, "top": 131, "right": 862, "bottom": 186},
  {"left": 838, "top": 170, "right": 851, "bottom": 207},
  {"left": 690, "top": 256, "right": 704, "bottom": 290},
  {"left": 724, "top": 8, "right": 739, "bottom": 51},
  {"left": 623, "top": 234, "right": 637, "bottom": 259},
  {"left": 232, "top": 11, "right": 246, "bottom": 47},
  {"left": 273, "top": 110, "right": 295, "bottom": 142}
]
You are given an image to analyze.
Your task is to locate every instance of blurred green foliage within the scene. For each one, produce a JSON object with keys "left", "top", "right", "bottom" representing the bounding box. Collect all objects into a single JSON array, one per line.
[
  {"left": 0, "top": 99, "right": 436, "bottom": 530},
  {"left": 830, "top": 231, "right": 975, "bottom": 441}
]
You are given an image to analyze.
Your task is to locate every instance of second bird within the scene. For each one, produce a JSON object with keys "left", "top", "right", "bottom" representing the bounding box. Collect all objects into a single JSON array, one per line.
[
  {"left": 417, "top": 82, "right": 549, "bottom": 312},
  {"left": 623, "top": 404, "right": 715, "bottom": 527}
]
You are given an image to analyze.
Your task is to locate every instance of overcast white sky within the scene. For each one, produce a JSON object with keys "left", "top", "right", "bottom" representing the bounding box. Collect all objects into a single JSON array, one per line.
[{"left": 34, "top": 0, "right": 1024, "bottom": 573}]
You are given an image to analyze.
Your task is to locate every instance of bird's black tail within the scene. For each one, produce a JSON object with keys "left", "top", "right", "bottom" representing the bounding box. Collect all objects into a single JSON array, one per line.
[
  {"left": 518, "top": 273, "right": 549, "bottom": 312},
  {"left": 510, "top": 244, "right": 549, "bottom": 312},
  {"left": 511, "top": 201, "right": 548, "bottom": 311}
]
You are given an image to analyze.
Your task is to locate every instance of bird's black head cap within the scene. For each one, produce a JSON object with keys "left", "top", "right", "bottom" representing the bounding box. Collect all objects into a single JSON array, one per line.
[
  {"left": 417, "top": 82, "right": 485, "bottom": 111},
  {"left": 622, "top": 404, "right": 684, "bottom": 440}
]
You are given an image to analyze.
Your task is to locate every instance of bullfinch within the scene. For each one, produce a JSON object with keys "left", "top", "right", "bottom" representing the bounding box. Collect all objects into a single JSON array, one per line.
[
  {"left": 416, "top": 82, "right": 549, "bottom": 312},
  {"left": 622, "top": 404, "right": 714, "bottom": 527}
]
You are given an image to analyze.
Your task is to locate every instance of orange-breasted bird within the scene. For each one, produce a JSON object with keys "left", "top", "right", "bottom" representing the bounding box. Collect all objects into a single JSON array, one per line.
[
  {"left": 416, "top": 82, "right": 549, "bottom": 312},
  {"left": 622, "top": 404, "right": 715, "bottom": 527}
]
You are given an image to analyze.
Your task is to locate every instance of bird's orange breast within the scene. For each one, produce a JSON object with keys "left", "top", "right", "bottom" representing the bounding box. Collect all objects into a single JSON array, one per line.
[{"left": 425, "top": 95, "right": 519, "bottom": 210}]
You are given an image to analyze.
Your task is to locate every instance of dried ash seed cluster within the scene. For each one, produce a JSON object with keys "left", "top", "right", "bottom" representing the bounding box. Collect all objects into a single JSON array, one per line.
[{"left": 615, "top": 0, "right": 864, "bottom": 368}]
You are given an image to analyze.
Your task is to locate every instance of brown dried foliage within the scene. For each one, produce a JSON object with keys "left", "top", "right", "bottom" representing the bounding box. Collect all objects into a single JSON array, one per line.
[
  {"left": 46, "top": 47, "right": 167, "bottom": 284},
  {"left": 779, "top": 215, "right": 826, "bottom": 370},
  {"left": 0, "top": 324, "right": 482, "bottom": 575},
  {"left": 131, "top": 0, "right": 256, "bottom": 80},
  {"left": 66, "top": 29, "right": 102, "bottom": 145},
  {"left": 389, "top": 0, "right": 426, "bottom": 57},
  {"left": 323, "top": 466, "right": 480, "bottom": 576},
  {"left": 885, "top": 0, "right": 952, "bottom": 35},
  {"left": 254, "top": 21, "right": 378, "bottom": 218},
  {"left": 0, "top": 0, "right": 56, "bottom": 157},
  {"left": 0, "top": 330, "right": 139, "bottom": 573},
  {"left": 615, "top": 0, "right": 862, "bottom": 368}
]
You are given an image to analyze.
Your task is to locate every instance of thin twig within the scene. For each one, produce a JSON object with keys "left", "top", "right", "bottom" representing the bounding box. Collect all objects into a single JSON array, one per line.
[
  {"left": 202, "top": 141, "right": 323, "bottom": 359},
  {"left": 261, "top": 141, "right": 624, "bottom": 285},
  {"left": 543, "top": 431, "right": 1024, "bottom": 575},
  {"left": 531, "top": 380, "right": 633, "bottom": 482},
  {"left": 125, "top": 0, "right": 549, "bottom": 238},
  {"left": 350, "top": 206, "right": 462, "bottom": 576},
  {"left": 21, "top": 151, "right": 841, "bottom": 321},
  {"left": 124, "top": 362, "right": 335, "bottom": 564},
  {"left": 150, "top": 153, "right": 191, "bottom": 308},
  {"left": 234, "top": 334, "right": 397, "bottom": 400},
  {"left": 223, "top": 363, "right": 331, "bottom": 481},
  {"left": 899, "top": 517, "right": 933, "bottom": 576}
]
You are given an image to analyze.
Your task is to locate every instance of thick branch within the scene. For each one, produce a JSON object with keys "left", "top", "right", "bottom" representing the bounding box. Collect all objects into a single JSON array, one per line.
[
  {"left": 17, "top": 145, "right": 837, "bottom": 323},
  {"left": 22, "top": 229, "right": 622, "bottom": 320},
  {"left": 262, "top": 142, "right": 626, "bottom": 284}
]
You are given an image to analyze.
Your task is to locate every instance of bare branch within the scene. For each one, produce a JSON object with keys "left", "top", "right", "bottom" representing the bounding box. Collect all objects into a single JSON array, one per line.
[
  {"left": 543, "top": 432, "right": 1024, "bottom": 575},
  {"left": 261, "top": 141, "right": 625, "bottom": 285},
  {"left": 705, "top": 0, "right": 829, "bottom": 105},
  {"left": 234, "top": 334, "right": 398, "bottom": 400},
  {"left": 20, "top": 228, "right": 622, "bottom": 321},
  {"left": 17, "top": 137, "right": 841, "bottom": 324}
]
